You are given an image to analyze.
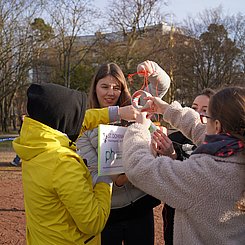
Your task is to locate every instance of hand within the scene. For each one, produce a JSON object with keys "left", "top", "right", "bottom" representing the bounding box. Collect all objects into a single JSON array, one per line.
[
  {"left": 141, "top": 96, "right": 169, "bottom": 115},
  {"left": 151, "top": 129, "right": 177, "bottom": 159},
  {"left": 96, "top": 176, "right": 113, "bottom": 186},
  {"left": 137, "top": 60, "right": 171, "bottom": 99},
  {"left": 87, "top": 167, "right": 112, "bottom": 186},
  {"left": 119, "top": 105, "right": 140, "bottom": 121},
  {"left": 136, "top": 112, "right": 152, "bottom": 128},
  {"left": 137, "top": 60, "right": 157, "bottom": 77},
  {"left": 114, "top": 174, "right": 128, "bottom": 187}
]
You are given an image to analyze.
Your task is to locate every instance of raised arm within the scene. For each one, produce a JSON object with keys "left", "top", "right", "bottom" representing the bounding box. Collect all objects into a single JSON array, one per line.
[
  {"left": 141, "top": 97, "right": 206, "bottom": 145},
  {"left": 137, "top": 60, "right": 170, "bottom": 98}
]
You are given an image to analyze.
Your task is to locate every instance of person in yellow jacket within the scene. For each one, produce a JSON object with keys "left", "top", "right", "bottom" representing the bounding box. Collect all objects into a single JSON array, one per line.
[{"left": 12, "top": 82, "right": 138, "bottom": 245}]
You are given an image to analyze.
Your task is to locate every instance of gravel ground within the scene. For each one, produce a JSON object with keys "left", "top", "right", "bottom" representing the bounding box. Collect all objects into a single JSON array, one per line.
[{"left": 0, "top": 148, "right": 164, "bottom": 245}]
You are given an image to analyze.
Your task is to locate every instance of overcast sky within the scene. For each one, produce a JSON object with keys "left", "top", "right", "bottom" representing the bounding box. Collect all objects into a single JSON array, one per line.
[{"left": 93, "top": 0, "right": 245, "bottom": 23}]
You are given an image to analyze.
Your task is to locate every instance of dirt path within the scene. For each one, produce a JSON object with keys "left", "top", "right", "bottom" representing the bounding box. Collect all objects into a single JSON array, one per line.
[{"left": 0, "top": 150, "right": 164, "bottom": 245}]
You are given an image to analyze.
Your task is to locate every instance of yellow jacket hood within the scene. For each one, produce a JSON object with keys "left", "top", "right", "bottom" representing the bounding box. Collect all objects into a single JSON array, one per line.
[{"left": 13, "top": 116, "right": 74, "bottom": 161}]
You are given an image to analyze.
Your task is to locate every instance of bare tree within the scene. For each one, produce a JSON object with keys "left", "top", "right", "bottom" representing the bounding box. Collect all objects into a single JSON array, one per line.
[
  {"left": 97, "top": 0, "right": 168, "bottom": 72},
  {"left": 0, "top": 0, "right": 42, "bottom": 132},
  {"left": 192, "top": 23, "right": 239, "bottom": 89},
  {"left": 30, "top": 17, "right": 55, "bottom": 84},
  {"left": 172, "top": 7, "right": 244, "bottom": 105},
  {"left": 43, "top": 0, "right": 98, "bottom": 88},
  {"left": 227, "top": 13, "right": 245, "bottom": 85}
]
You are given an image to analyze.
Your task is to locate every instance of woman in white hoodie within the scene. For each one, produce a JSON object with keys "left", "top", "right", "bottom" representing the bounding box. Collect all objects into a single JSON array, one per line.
[{"left": 123, "top": 86, "right": 245, "bottom": 244}]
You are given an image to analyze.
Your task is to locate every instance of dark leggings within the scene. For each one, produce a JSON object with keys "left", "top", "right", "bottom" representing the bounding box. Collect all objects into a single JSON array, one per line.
[
  {"left": 162, "top": 204, "right": 175, "bottom": 245},
  {"left": 101, "top": 209, "right": 155, "bottom": 245}
]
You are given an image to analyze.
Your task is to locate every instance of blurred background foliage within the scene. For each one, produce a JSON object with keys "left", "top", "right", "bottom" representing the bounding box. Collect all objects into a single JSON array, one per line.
[{"left": 0, "top": 0, "right": 244, "bottom": 132}]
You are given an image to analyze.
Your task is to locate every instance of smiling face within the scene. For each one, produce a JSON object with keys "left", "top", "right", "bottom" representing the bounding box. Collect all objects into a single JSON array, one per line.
[
  {"left": 96, "top": 75, "right": 122, "bottom": 108},
  {"left": 192, "top": 94, "right": 218, "bottom": 134},
  {"left": 191, "top": 94, "right": 210, "bottom": 115}
]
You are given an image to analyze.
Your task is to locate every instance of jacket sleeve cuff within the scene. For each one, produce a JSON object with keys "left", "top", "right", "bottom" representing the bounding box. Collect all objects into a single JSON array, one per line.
[{"left": 108, "top": 106, "right": 121, "bottom": 123}]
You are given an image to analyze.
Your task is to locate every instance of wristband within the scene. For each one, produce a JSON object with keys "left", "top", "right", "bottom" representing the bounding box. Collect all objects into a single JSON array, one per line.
[{"left": 108, "top": 106, "right": 121, "bottom": 123}]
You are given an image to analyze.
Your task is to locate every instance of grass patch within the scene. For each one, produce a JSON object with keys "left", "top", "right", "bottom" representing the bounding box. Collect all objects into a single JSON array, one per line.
[
  {"left": 0, "top": 139, "right": 15, "bottom": 153},
  {"left": 0, "top": 140, "right": 13, "bottom": 148},
  {"left": 0, "top": 134, "right": 17, "bottom": 153}
]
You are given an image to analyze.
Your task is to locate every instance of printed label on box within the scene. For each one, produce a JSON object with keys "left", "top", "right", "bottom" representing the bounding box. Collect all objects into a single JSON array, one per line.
[{"left": 98, "top": 124, "right": 127, "bottom": 176}]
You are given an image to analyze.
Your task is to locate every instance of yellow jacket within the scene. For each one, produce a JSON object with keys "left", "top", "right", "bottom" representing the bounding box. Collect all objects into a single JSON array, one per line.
[{"left": 13, "top": 108, "right": 112, "bottom": 245}]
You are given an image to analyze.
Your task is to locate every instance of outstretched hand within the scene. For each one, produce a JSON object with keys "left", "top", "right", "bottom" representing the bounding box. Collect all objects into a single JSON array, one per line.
[
  {"left": 141, "top": 96, "right": 169, "bottom": 116},
  {"left": 119, "top": 105, "right": 140, "bottom": 121}
]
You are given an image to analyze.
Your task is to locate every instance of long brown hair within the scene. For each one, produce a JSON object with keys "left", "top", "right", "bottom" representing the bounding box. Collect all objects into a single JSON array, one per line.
[
  {"left": 209, "top": 86, "right": 245, "bottom": 144},
  {"left": 209, "top": 86, "right": 245, "bottom": 212},
  {"left": 88, "top": 63, "right": 131, "bottom": 109}
]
